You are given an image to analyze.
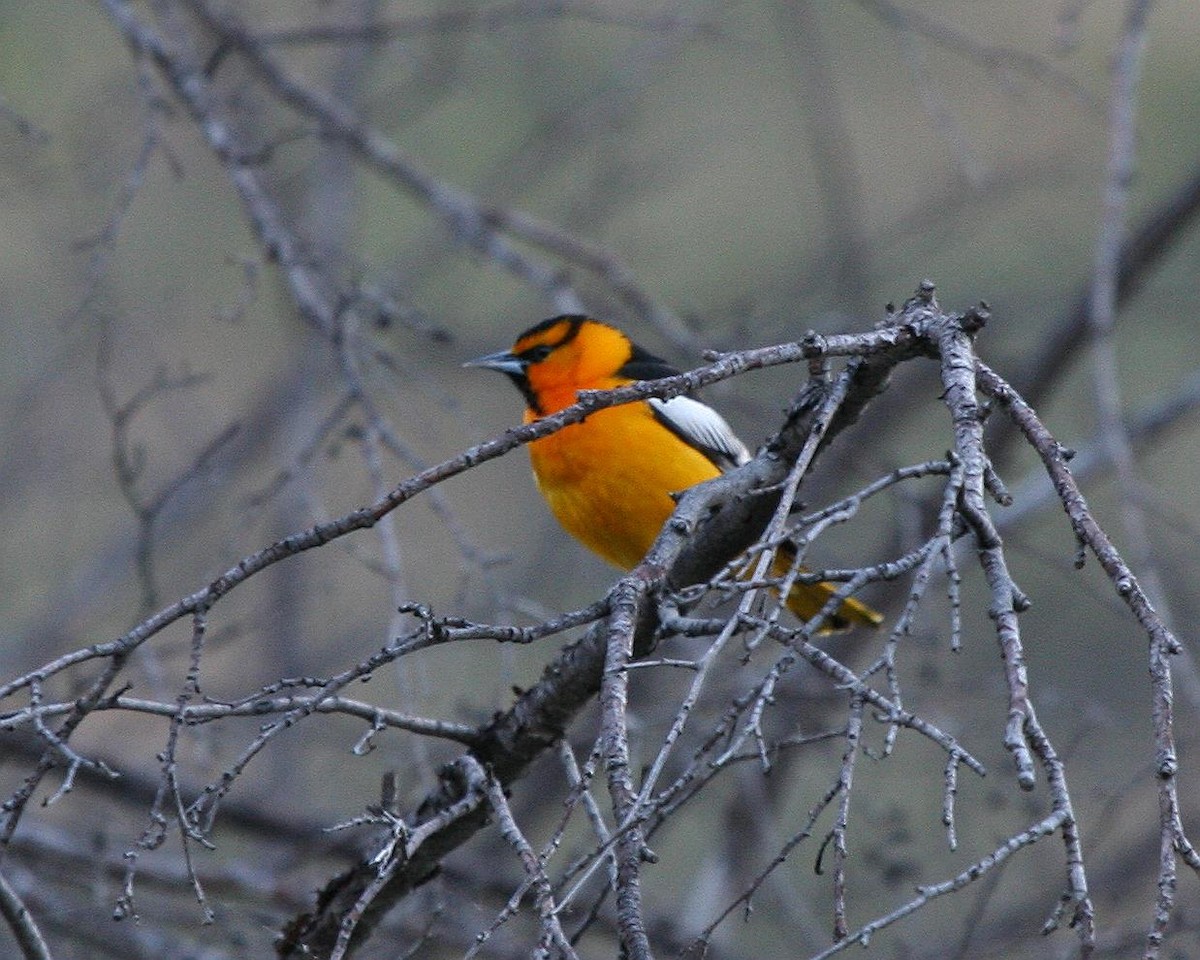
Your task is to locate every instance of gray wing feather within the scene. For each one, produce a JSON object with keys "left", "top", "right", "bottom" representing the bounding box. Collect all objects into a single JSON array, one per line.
[{"left": 648, "top": 396, "right": 751, "bottom": 472}]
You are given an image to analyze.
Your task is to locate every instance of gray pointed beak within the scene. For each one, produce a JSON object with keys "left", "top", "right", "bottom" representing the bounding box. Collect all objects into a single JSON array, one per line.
[{"left": 463, "top": 349, "right": 526, "bottom": 377}]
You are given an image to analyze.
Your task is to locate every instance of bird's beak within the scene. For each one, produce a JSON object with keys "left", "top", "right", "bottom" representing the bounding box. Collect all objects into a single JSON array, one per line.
[{"left": 463, "top": 349, "right": 526, "bottom": 377}]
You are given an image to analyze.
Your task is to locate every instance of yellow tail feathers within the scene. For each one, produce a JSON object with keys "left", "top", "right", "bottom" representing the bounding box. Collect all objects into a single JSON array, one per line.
[{"left": 771, "top": 546, "right": 883, "bottom": 633}]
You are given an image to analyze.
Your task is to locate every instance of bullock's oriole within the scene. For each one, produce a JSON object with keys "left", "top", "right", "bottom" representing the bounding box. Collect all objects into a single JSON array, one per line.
[{"left": 467, "top": 316, "right": 881, "bottom": 631}]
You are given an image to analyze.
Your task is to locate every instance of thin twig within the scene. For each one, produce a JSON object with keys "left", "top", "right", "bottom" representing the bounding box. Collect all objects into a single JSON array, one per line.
[
  {"left": 0, "top": 869, "right": 52, "bottom": 960},
  {"left": 597, "top": 577, "right": 655, "bottom": 960},
  {"left": 807, "top": 810, "right": 1070, "bottom": 960}
]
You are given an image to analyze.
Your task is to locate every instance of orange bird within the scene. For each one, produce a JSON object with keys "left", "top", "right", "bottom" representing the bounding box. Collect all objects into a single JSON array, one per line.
[{"left": 467, "top": 316, "right": 880, "bottom": 631}]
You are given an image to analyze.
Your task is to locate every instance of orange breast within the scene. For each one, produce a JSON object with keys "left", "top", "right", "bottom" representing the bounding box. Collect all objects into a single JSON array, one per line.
[{"left": 527, "top": 402, "right": 721, "bottom": 570}]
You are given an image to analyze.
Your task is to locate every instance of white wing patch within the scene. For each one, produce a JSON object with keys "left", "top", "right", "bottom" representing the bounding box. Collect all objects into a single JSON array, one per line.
[{"left": 648, "top": 395, "right": 751, "bottom": 472}]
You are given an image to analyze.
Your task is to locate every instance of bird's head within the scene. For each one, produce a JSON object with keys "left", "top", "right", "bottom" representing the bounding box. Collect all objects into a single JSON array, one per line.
[{"left": 465, "top": 316, "right": 669, "bottom": 414}]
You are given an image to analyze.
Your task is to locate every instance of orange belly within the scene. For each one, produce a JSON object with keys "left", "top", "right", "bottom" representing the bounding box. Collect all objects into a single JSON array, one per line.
[{"left": 527, "top": 402, "right": 721, "bottom": 570}]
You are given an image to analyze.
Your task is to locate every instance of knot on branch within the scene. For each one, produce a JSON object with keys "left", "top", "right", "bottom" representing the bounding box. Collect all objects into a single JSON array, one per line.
[
  {"left": 800, "top": 329, "right": 828, "bottom": 358},
  {"left": 962, "top": 301, "right": 991, "bottom": 334}
]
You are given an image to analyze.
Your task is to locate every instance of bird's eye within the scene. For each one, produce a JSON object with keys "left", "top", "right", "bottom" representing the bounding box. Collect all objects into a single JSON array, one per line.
[{"left": 524, "top": 344, "right": 552, "bottom": 363}]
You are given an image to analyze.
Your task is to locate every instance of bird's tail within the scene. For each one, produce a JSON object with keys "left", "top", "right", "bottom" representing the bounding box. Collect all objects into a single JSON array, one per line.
[{"left": 770, "top": 543, "right": 883, "bottom": 633}]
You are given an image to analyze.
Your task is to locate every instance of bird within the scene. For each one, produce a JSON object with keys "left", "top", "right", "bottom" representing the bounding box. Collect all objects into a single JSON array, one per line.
[{"left": 466, "top": 315, "right": 881, "bottom": 631}]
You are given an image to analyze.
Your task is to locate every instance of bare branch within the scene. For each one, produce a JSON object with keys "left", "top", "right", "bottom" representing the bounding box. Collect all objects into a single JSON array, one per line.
[
  {"left": 0, "top": 869, "right": 52, "bottom": 960},
  {"left": 808, "top": 809, "right": 1070, "bottom": 960}
]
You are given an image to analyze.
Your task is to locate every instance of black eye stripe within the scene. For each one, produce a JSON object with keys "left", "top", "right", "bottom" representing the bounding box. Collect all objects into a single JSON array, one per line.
[
  {"left": 513, "top": 315, "right": 587, "bottom": 357},
  {"left": 519, "top": 343, "right": 553, "bottom": 363}
]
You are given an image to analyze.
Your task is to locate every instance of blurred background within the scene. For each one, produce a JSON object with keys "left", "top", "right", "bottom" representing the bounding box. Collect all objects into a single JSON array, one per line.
[{"left": 1, "top": 0, "right": 1198, "bottom": 957}]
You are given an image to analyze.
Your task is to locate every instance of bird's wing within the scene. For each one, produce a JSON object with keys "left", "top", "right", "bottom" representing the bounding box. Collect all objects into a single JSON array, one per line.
[{"left": 648, "top": 395, "right": 752, "bottom": 473}]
